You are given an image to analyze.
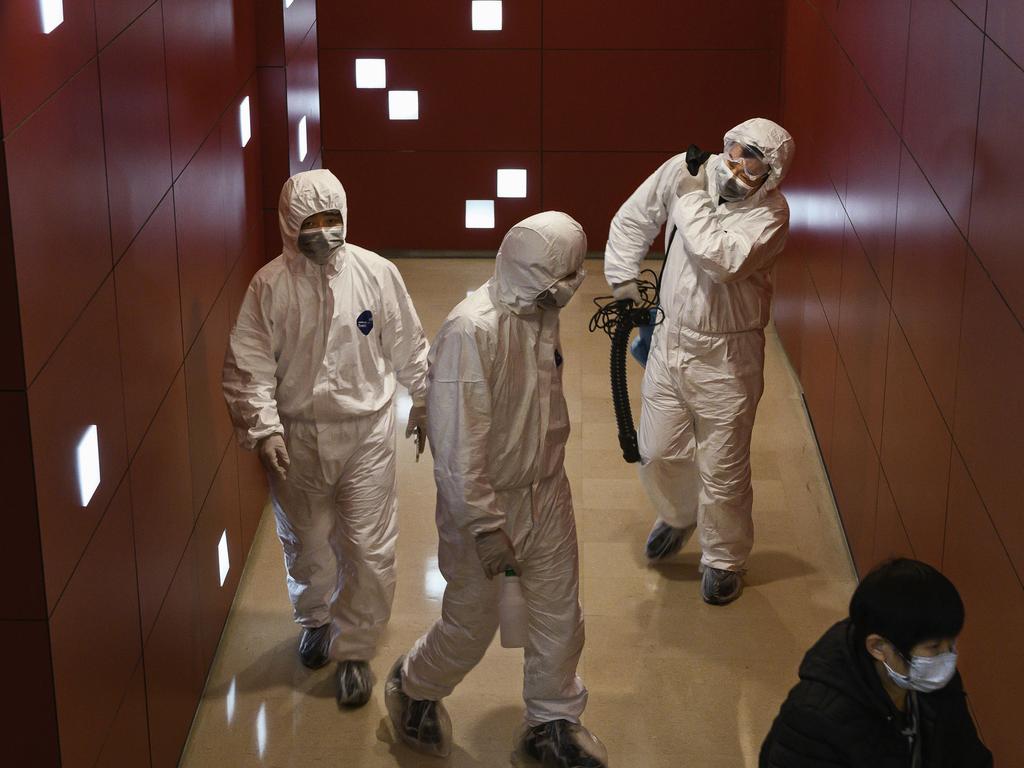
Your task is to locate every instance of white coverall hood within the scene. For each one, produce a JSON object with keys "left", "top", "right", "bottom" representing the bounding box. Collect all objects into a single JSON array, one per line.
[
  {"left": 493, "top": 212, "right": 587, "bottom": 314},
  {"left": 279, "top": 169, "right": 349, "bottom": 268},
  {"left": 722, "top": 117, "right": 795, "bottom": 195}
]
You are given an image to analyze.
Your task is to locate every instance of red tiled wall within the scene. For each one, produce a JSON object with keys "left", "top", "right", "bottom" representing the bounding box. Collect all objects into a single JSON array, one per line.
[
  {"left": 0, "top": 1, "right": 277, "bottom": 765},
  {"left": 778, "top": 1, "right": 1024, "bottom": 762},
  {"left": 317, "top": 1, "right": 784, "bottom": 251}
]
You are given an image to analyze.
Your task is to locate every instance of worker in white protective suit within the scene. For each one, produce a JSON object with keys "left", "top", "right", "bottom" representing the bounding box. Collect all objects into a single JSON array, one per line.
[
  {"left": 222, "top": 169, "right": 429, "bottom": 707},
  {"left": 384, "top": 212, "right": 608, "bottom": 767},
  {"left": 605, "top": 118, "right": 795, "bottom": 606}
]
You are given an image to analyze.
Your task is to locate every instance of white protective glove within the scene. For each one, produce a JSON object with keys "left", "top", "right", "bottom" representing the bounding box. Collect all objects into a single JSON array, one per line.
[
  {"left": 474, "top": 529, "right": 521, "bottom": 579},
  {"left": 406, "top": 402, "right": 427, "bottom": 457},
  {"left": 612, "top": 280, "right": 642, "bottom": 305},
  {"left": 675, "top": 161, "right": 708, "bottom": 198},
  {"left": 257, "top": 434, "right": 290, "bottom": 481}
]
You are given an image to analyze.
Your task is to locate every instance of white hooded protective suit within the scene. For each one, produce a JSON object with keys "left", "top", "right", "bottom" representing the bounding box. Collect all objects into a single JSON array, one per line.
[
  {"left": 223, "top": 169, "right": 429, "bottom": 660},
  {"left": 605, "top": 118, "right": 795, "bottom": 571},
  {"left": 401, "top": 212, "right": 589, "bottom": 727}
]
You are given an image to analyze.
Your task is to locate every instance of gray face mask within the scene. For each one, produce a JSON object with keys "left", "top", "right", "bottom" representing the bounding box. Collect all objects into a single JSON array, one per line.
[
  {"left": 884, "top": 649, "right": 959, "bottom": 693},
  {"left": 297, "top": 225, "right": 346, "bottom": 265},
  {"left": 716, "top": 161, "right": 760, "bottom": 203}
]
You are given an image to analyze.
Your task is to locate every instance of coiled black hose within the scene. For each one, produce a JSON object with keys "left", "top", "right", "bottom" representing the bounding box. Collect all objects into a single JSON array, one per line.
[{"left": 589, "top": 271, "right": 663, "bottom": 463}]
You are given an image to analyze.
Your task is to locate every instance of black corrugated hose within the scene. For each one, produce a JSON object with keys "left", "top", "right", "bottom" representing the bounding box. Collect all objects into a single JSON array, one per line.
[{"left": 588, "top": 271, "right": 662, "bottom": 463}]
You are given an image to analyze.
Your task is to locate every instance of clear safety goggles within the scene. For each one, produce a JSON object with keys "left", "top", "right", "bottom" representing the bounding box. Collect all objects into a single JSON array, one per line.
[{"left": 723, "top": 141, "right": 770, "bottom": 181}]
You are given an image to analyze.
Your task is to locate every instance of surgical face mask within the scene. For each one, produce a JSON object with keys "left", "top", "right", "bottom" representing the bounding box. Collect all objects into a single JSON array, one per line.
[
  {"left": 297, "top": 225, "right": 345, "bottom": 265},
  {"left": 716, "top": 158, "right": 763, "bottom": 203},
  {"left": 538, "top": 268, "right": 586, "bottom": 310},
  {"left": 883, "top": 647, "right": 959, "bottom": 693}
]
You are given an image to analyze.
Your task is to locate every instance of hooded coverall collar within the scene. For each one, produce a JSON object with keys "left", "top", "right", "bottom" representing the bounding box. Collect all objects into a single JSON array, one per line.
[
  {"left": 489, "top": 212, "right": 587, "bottom": 316},
  {"left": 279, "top": 169, "right": 350, "bottom": 277}
]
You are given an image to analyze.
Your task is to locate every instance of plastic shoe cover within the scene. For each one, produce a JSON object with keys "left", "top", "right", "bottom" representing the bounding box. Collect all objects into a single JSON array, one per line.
[
  {"left": 336, "top": 660, "right": 374, "bottom": 708},
  {"left": 512, "top": 720, "right": 609, "bottom": 768},
  {"left": 298, "top": 624, "right": 331, "bottom": 669},
  {"left": 700, "top": 566, "right": 743, "bottom": 606},
  {"left": 384, "top": 656, "right": 452, "bottom": 757},
  {"left": 644, "top": 521, "right": 696, "bottom": 561}
]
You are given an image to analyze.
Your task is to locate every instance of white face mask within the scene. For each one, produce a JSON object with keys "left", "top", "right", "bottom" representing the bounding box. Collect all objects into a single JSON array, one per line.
[
  {"left": 884, "top": 649, "right": 958, "bottom": 693},
  {"left": 297, "top": 225, "right": 346, "bottom": 265},
  {"left": 716, "top": 160, "right": 761, "bottom": 203}
]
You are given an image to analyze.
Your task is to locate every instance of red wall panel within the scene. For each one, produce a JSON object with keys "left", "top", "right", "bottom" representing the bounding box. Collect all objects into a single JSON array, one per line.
[
  {"left": 0, "top": 620, "right": 59, "bottom": 766},
  {"left": 879, "top": 320, "right": 951, "bottom": 568},
  {"left": 543, "top": 152, "right": 674, "bottom": 255},
  {"left": 837, "top": 234, "right": 890, "bottom": 450},
  {"left": 99, "top": 3, "right": 173, "bottom": 261},
  {"left": 320, "top": 0, "right": 542, "bottom": 49},
  {"left": 163, "top": 0, "right": 235, "bottom": 176},
  {"left": 144, "top": 538, "right": 202, "bottom": 768},
  {"left": 321, "top": 49, "right": 540, "bottom": 153},
  {"left": 544, "top": 50, "right": 779, "bottom": 153},
  {"left": 543, "top": 0, "right": 782, "bottom": 50},
  {"left": 969, "top": 41, "right": 1024, "bottom": 325},
  {"left": 891, "top": 149, "right": 967, "bottom": 425},
  {"left": 902, "top": 0, "right": 984, "bottom": 233},
  {"left": 0, "top": 0, "right": 97, "bottom": 136},
  {"left": 829, "top": 362, "right": 880, "bottom": 572},
  {"left": 94, "top": 662, "right": 151, "bottom": 768},
  {"left": 805, "top": 194, "right": 846, "bottom": 336},
  {"left": 29, "top": 278, "right": 128, "bottom": 615},
  {"left": 258, "top": 67, "right": 290, "bottom": 210},
  {"left": 130, "top": 370, "right": 194, "bottom": 639},
  {"left": 1, "top": 392, "right": 44, "bottom": 620},
  {"left": 185, "top": 286, "right": 234, "bottom": 515},
  {"left": 237, "top": 444, "right": 268, "bottom": 554},
  {"left": 953, "top": 256, "right": 1024, "bottom": 584},
  {"left": 114, "top": 194, "right": 183, "bottom": 455},
  {"left": 8, "top": 63, "right": 112, "bottom": 381},
  {"left": 873, "top": 474, "right": 915, "bottom": 565},
  {"left": 325, "top": 150, "right": 542, "bottom": 250},
  {"left": 834, "top": 0, "right": 911, "bottom": 131},
  {"left": 0, "top": 140, "right": 25, "bottom": 390},
  {"left": 986, "top": 0, "right": 1024, "bottom": 69},
  {"left": 175, "top": 129, "right": 227, "bottom": 350},
  {"left": 95, "top": 0, "right": 155, "bottom": 49},
  {"left": 287, "top": 24, "right": 322, "bottom": 173},
  {"left": 196, "top": 447, "right": 242, "bottom": 667},
  {"left": 944, "top": 449, "right": 1024, "bottom": 767},
  {"left": 799, "top": 272, "right": 838, "bottom": 464},
  {"left": 50, "top": 479, "right": 141, "bottom": 768},
  {"left": 844, "top": 78, "right": 901, "bottom": 297}
]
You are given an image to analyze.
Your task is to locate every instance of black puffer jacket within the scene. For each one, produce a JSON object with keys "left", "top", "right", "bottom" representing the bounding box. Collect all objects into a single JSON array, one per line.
[{"left": 760, "top": 620, "right": 993, "bottom": 768}]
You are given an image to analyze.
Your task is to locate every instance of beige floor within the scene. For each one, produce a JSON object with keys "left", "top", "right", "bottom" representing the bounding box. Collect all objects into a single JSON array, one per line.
[{"left": 180, "top": 259, "right": 856, "bottom": 768}]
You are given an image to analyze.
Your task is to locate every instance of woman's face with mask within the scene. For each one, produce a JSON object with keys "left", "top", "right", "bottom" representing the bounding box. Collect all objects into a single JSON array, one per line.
[
  {"left": 868, "top": 634, "right": 959, "bottom": 695},
  {"left": 298, "top": 209, "right": 345, "bottom": 265}
]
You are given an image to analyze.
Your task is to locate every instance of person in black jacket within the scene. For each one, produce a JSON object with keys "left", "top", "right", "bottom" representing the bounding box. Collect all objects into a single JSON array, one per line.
[{"left": 760, "top": 558, "right": 993, "bottom": 767}]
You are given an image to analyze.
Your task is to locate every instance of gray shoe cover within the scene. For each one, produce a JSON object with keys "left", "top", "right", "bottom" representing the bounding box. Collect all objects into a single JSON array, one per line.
[
  {"left": 513, "top": 720, "right": 609, "bottom": 768},
  {"left": 700, "top": 566, "right": 743, "bottom": 605},
  {"left": 336, "top": 660, "right": 374, "bottom": 708},
  {"left": 384, "top": 656, "right": 452, "bottom": 757},
  {"left": 298, "top": 624, "right": 331, "bottom": 669},
  {"left": 644, "top": 521, "right": 696, "bottom": 561}
]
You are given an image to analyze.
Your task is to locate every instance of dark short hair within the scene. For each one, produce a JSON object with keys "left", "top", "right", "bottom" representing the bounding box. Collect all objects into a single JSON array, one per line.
[{"left": 849, "top": 558, "right": 965, "bottom": 659}]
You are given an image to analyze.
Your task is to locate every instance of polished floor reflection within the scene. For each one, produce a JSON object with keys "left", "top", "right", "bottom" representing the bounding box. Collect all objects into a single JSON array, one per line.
[{"left": 180, "top": 258, "right": 856, "bottom": 768}]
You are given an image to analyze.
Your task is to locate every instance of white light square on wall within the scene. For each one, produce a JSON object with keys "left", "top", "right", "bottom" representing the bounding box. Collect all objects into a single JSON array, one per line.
[
  {"left": 356, "top": 58, "right": 387, "bottom": 89},
  {"left": 497, "top": 168, "right": 527, "bottom": 198},
  {"left": 284, "top": 0, "right": 294, "bottom": 8},
  {"left": 40, "top": 0, "right": 64, "bottom": 34},
  {"left": 465, "top": 200, "right": 495, "bottom": 229},
  {"left": 76, "top": 425, "right": 100, "bottom": 507},
  {"left": 472, "top": 1, "right": 503, "bottom": 31},
  {"left": 388, "top": 90, "right": 419, "bottom": 120},
  {"left": 239, "top": 96, "right": 251, "bottom": 147},
  {"left": 298, "top": 115, "right": 308, "bottom": 161},
  {"left": 218, "top": 530, "right": 230, "bottom": 586}
]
